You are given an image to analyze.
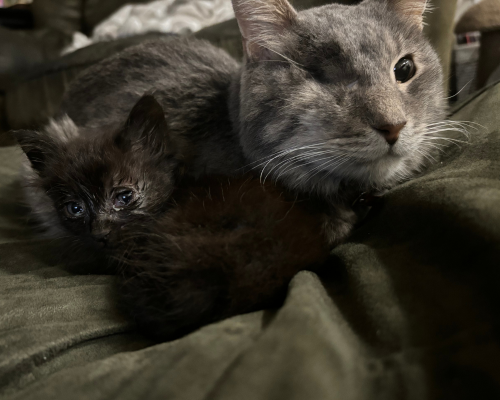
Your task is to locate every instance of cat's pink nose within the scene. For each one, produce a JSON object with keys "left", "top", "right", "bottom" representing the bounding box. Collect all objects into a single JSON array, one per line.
[{"left": 374, "top": 122, "right": 406, "bottom": 145}]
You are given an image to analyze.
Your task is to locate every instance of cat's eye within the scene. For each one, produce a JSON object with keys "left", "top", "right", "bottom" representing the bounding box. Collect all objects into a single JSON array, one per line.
[
  {"left": 394, "top": 57, "right": 416, "bottom": 83},
  {"left": 65, "top": 202, "right": 85, "bottom": 217},
  {"left": 114, "top": 190, "right": 134, "bottom": 208}
]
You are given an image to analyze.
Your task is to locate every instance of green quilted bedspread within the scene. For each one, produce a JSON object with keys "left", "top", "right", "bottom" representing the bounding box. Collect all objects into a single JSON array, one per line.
[{"left": 1, "top": 81, "right": 499, "bottom": 399}]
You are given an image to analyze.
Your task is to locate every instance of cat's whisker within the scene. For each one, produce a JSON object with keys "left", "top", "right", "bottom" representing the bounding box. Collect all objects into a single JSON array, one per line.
[
  {"left": 444, "top": 79, "right": 474, "bottom": 100},
  {"left": 265, "top": 150, "right": 337, "bottom": 182},
  {"left": 427, "top": 120, "right": 482, "bottom": 129},
  {"left": 248, "top": 39, "right": 305, "bottom": 69},
  {"left": 274, "top": 151, "right": 338, "bottom": 180},
  {"left": 302, "top": 154, "right": 351, "bottom": 185},
  {"left": 243, "top": 143, "right": 327, "bottom": 170},
  {"left": 423, "top": 135, "right": 469, "bottom": 144},
  {"left": 425, "top": 128, "right": 471, "bottom": 141},
  {"left": 425, "top": 124, "right": 472, "bottom": 136},
  {"left": 272, "top": 148, "right": 346, "bottom": 180},
  {"left": 415, "top": 146, "right": 437, "bottom": 163},
  {"left": 421, "top": 137, "right": 465, "bottom": 150},
  {"left": 425, "top": 120, "right": 485, "bottom": 142},
  {"left": 273, "top": 153, "right": 342, "bottom": 184},
  {"left": 317, "top": 156, "right": 355, "bottom": 186},
  {"left": 257, "top": 144, "right": 329, "bottom": 181},
  {"left": 421, "top": 141, "right": 448, "bottom": 151},
  {"left": 424, "top": 135, "right": 469, "bottom": 144}
]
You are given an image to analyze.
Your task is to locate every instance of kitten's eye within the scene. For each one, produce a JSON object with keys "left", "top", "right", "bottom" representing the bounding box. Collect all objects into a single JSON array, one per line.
[
  {"left": 65, "top": 202, "right": 85, "bottom": 217},
  {"left": 114, "top": 190, "right": 133, "bottom": 207},
  {"left": 394, "top": 57, "right": 416, "bottom": 83}
]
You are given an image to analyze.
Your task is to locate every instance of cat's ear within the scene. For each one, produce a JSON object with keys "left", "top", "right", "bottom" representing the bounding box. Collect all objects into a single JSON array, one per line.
[
  {"left": 385, "top": 0, "right": 428, "bottom": 29},
  {"left": 232, "top": 0, "right": 297, "bottom": 61},
  {"left": 12, "top": 129, "right": 58, "bottom": 174},
  {"left": 116, "top": 94, "right": 172, "bottom": 156}
]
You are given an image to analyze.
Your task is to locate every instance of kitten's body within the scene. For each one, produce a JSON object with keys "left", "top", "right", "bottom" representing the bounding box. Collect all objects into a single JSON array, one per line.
[{"left": 116, "top": 176, "right": 332, "bottom": 340}]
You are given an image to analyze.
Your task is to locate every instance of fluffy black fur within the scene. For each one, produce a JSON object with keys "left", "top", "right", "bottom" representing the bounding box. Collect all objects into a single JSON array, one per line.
[{"left": 115, "top": 176, "right": 332, "bottom": 340}]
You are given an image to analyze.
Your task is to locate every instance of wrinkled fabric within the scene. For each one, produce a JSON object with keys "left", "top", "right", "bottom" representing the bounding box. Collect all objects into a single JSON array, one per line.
[
  {"left": 1, "top": 81, "right": 499, "bottom": 399},
  {"left": 63, "top": 0, "right": 235, "bottom": 54}
]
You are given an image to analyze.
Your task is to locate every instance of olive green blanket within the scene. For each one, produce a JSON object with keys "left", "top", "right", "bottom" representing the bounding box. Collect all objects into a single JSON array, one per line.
[{"left": 1, "top": 78, "right": 499, "bottom": 399}]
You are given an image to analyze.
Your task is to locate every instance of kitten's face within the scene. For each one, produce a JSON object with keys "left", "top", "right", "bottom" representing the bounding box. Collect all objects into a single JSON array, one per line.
[
  {"left": 16, "top": 95, "right": 177, "bottom": 247},
  {"left": 234, "top": 0, "right": 446, "bottom": 197},
  {"left": 40, "top": 135, "right": 175, "bottom": 246}
]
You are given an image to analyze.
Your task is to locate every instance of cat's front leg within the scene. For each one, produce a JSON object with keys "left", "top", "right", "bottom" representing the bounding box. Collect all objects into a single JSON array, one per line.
[{"left": 321, "top": 203, "right": 358, "bottom": 247}]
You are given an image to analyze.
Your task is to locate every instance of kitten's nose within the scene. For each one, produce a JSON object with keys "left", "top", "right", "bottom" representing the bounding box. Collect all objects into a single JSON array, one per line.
[
  {"left": 373, "top": 122, "right": 406, "bottom": 145},
  {"left": 93, "top": 231, "right": 110, "bottom": 243}
]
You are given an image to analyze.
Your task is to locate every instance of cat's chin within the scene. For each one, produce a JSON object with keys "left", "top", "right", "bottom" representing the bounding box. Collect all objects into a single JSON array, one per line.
[{"left": 279, "top": 151, "right": 424, "bottom": 200}]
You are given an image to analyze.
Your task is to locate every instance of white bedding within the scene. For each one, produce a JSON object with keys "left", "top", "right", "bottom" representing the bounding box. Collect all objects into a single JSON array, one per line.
[{"left": 63, "top": 0, "right": 235, "bottom": 54}]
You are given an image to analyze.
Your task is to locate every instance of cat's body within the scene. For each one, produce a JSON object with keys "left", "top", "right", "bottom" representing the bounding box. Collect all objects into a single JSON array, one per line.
[
  {"left": 116, "top": 176, "right": 332, "bottom": 340},
  {"left": 47, "top": 0, "right": 446, "bottom": 244},
  {"left": 61, "top": 37, "right": 245, "bottom": 178},
  {"left": 60, "top": 0, "right": 446, "bottom": 203}
]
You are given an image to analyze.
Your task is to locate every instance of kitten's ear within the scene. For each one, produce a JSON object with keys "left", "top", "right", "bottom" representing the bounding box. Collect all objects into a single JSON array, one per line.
[
  {"left": 12, "top": 129, "right": 57, "bottom": 174},
  {"left": 385, "top": 0, "right": 428, "bottom": 29},
  {"left": 117, "top": 95, "right": 172, "bottom": 156},
  {"left": 232, "top": 0, "right": 297, "bottom": 61}
]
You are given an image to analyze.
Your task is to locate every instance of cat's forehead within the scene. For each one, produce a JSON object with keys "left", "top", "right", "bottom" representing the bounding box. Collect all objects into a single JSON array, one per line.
[{"left": 294, "top": 4, "right": 424, "bottom": 73}]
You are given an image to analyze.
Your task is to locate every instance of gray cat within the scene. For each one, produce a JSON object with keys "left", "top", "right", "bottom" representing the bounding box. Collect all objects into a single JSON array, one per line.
[
  {"left": 17, "top": 0, "right": 446, "bottom": 244},
  {"left": 61, "top": 0, "right": 445, "bottom": 200}
]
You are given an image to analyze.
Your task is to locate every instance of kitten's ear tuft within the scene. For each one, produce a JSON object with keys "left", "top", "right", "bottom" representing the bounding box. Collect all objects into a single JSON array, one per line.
[
  {"left": 232, "top": 0, "right": 297, "bottom": 61},
  {"left": 12, "top": 129, "right": 56, "bottom": 174},
  {"left": 386, "top": 0, "right": 428, "bottom": 29},
  {"left": 117, "top": 94, "right": 172, "bottom": 156}
]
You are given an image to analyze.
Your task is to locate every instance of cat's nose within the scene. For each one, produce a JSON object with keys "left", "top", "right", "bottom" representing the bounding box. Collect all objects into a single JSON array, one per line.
[{"left": 373, "top": 122, "right": 407, "bottom": 145}]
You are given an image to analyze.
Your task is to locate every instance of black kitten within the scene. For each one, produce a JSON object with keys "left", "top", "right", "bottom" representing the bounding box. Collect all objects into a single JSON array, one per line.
[{"left": 14, "top": 95, "right": 179, "bottom": 247}]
